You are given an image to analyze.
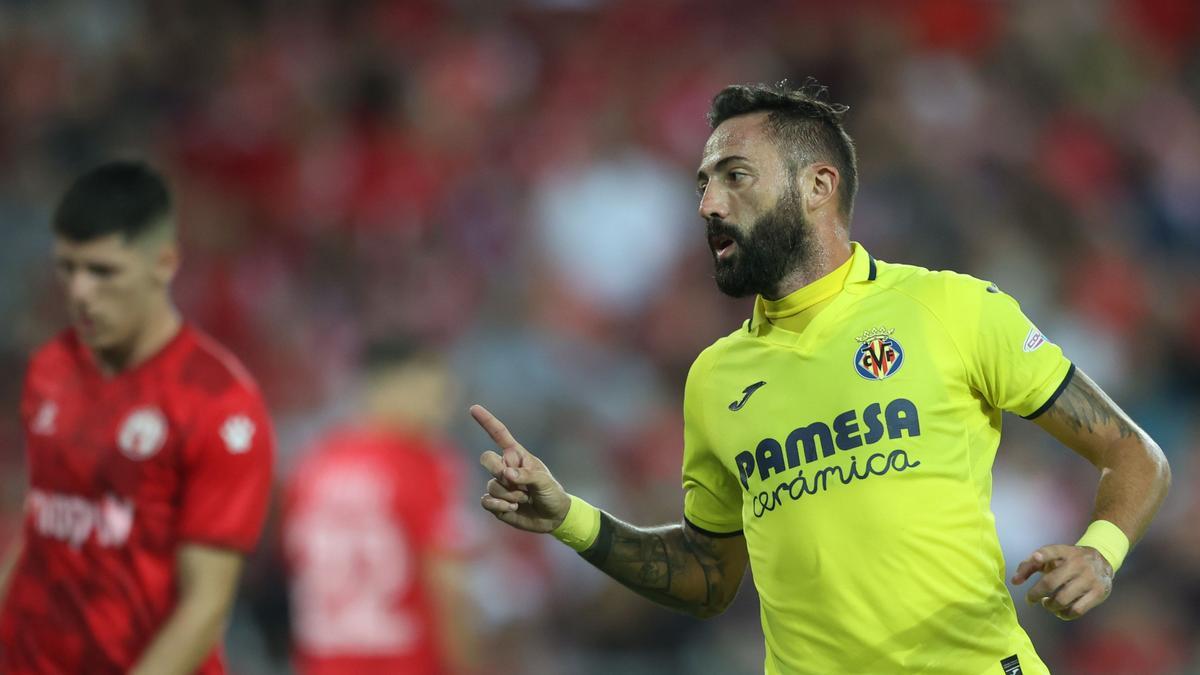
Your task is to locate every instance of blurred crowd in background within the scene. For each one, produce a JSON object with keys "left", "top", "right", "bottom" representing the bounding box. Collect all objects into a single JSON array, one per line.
[{"left": 2, "top": 0, "right": 1199, "bottom": 673}]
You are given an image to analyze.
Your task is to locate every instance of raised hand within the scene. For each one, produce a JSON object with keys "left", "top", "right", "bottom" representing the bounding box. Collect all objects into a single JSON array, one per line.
[
  {"left": 470, "top": 404, "right": 571, "bottom": 533},
  {"left": 1011, "top": 544, "right": 1113, "bottom": 621}
]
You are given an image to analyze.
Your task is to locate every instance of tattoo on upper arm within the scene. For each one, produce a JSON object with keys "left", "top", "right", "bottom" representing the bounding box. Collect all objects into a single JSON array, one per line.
[{"left": 1045, "top": 371, "right": 1136, "bottom": 439}]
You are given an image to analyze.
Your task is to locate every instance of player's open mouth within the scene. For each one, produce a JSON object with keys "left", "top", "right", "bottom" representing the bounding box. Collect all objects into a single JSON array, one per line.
[{"left": 710, "top": 235, "right": 737, "bottom": 260}]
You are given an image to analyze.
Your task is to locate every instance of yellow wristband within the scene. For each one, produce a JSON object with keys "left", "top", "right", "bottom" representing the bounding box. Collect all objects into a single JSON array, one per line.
[
  {"left": 551, "top": 495, "right": 601, "bottom": 552},
  {"left": 1076, "top": 520, "right": 1130, "bottom": 573}
]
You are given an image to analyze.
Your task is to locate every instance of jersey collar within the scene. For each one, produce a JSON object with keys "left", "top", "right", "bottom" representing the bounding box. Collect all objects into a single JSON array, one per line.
[
  {"left": 73, "top": 321, "right": 193, "bottom": 383},
  {"left": 747, "top": 242, "right": 877, "bottom": 335}
]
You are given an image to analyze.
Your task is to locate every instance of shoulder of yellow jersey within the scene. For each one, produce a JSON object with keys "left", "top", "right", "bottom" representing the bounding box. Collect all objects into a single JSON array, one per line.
[
  {"left": 871, "top": 258, "right": 1000, "bottom": 318},
  {"left": 684, "top": 319, "right": 764, "bottom": 402},
  {"left": 687, "top": 326, "right": 744, "bottom": 381}
]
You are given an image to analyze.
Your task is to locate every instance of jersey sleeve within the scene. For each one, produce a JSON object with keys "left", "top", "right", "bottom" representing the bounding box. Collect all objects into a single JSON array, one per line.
[
  {"left": 680, "top": 349, "right": 743, "bottom": 534},
  {"left": 177, "top": 386, "right": 275, "bottom": 552},
  {"left": 954, "top": 279, "right": 1074, "bottom": 418}
]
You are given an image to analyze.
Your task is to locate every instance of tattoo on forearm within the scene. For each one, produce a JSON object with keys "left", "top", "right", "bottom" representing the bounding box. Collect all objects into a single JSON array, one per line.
[
  {"left": 579, "top": 513, "right": 736, "bottom": 615},
  {"left": 1046, "top": 372, "right": 1136, "bottom": 439},
  {"left": 1039, "top": 368, "right": 1171, "bottom": 547}
]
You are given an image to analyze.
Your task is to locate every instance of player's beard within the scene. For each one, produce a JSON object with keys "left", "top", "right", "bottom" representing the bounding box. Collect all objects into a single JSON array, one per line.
[{"left": 708, "top": 188, "right": 814, "bottom": 299}]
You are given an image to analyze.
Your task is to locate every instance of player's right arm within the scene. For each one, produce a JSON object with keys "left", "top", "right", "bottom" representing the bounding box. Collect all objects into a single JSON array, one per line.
[{"left": 472, "top": 405, "right": 748, "bottom": 619}]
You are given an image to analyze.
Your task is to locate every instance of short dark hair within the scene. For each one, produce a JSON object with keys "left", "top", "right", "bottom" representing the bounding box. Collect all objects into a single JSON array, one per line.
[
  {"left": 53, "top": 161, "right": 172, "bottom": 242},
  {"left": 708, "top": 80, "right": 858, "bottom": 217},
  {"left": 360, "top": 337, "right": 443, "bottom": 373}
]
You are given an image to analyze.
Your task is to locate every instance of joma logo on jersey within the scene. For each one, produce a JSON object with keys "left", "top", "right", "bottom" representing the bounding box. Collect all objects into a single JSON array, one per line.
[
  {"left": 854, "top": 326, "right": 904, "bottom": 380},
  {"left": 734, "top": 398, "right": 920, "bottom": 490}
]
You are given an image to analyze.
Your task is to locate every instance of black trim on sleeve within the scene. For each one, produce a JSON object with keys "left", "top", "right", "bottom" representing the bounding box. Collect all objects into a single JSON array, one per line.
[
  {"left": 684, "top": 516, "right": 744, "bottom": 538},
  {"left": 1022, "top": 363, "right": 1076, "bottom": 420},
  {"left": 867, "top": 256, "right": 878, "bottom": 281}
]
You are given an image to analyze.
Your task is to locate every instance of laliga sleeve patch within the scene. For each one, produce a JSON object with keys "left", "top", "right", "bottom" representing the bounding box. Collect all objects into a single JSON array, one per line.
[
  {"left": 220, "top": 414, "right": 257, "bottom": 454},
  {"left": 1022, "top": 326, "right": 1048, "bottom": 353}
]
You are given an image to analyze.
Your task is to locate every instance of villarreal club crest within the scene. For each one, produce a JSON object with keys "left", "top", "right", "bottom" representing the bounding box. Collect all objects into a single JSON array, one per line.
[{"left": 854, "top": 326, "right": 904, "bottom": 381}]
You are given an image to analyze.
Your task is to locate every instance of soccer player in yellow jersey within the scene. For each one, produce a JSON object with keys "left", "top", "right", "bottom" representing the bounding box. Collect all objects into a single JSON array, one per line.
[{"left": 470, "top": 82, "right": 1171, "bottom": 674}]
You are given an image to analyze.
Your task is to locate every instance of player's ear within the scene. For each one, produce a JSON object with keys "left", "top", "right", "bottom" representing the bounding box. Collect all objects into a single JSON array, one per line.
[
  {"left": 151, "top": 239, "right": 180, "bottom": 287},
  {"left": 803, "top": 163, "right": 840, "bottom": 213}
]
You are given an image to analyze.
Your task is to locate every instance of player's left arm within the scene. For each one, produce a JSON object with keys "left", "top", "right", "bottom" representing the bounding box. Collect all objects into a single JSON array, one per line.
[
  {"left": 1012, "top": 368, "right": 1171, "bottom": 620},
  {"left": 129, "top": 544, "right": 245, "bottom": 675},
  {"left": 134, "top": 380, "right": 274, "bottom": 671},
  {"left": 424, "top": 552, "right": 480, "bottom": 674}
]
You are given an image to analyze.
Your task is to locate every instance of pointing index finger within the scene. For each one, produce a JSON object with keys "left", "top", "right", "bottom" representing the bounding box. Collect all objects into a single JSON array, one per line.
[{"left": 470, "top": 404, "right": 520, "bottom": 451}]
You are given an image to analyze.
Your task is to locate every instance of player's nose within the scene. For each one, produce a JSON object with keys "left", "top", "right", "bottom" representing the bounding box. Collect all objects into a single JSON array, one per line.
[
  {"left": 698, "top": 184, "right": 730, "bottom": 222},
  {"left": 65, "top": 271, "right": 97, "bottom": 305}
]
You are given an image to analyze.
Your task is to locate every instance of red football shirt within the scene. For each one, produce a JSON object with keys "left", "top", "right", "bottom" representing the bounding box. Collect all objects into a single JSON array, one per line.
[
  {"left": 0, "top": 324, "right": 274, "bottom": 675},
  {"left": 283, "top": 426, "right": 465, "bottom": 675}
]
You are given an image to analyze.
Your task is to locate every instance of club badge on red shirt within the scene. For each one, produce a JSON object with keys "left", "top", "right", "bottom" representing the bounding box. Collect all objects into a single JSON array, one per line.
[{"left": 117, "top": 407, "right": 168, "bottom": 460}]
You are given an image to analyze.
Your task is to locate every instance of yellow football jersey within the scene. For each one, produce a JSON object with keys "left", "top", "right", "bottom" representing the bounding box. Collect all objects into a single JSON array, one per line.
[{"left": 682, "top": 243, "right": 1071, "bottom": 675}]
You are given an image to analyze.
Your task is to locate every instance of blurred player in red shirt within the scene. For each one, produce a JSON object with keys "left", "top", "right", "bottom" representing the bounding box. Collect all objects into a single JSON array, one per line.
[
  {"left": 283, "top": 341, "right": 476, "bottom": 675},
  {"left": 0, "top": 161, "right": 275, "bottom": 675}
]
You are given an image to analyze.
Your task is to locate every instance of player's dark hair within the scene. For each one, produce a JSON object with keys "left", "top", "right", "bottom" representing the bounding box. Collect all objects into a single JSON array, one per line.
[
  {"left": 708, "top": 80, "right": 858, "bottom": 218},
  {"left": 53, "top": 161, "right": 172, "bottom": 242},
  {"left": 361, "top": 338, "right": 438, "bottom": 372}
]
